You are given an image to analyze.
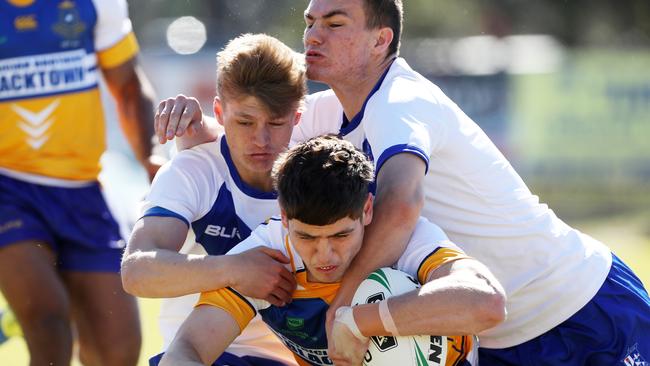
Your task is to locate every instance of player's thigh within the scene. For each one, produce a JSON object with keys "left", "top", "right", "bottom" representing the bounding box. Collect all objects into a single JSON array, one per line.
[
  {"left": 62, "top": 271, "right": 141, "bottom": 352},
  {"left": 0, "top": 241, "right": 70, "bottom": 332}
]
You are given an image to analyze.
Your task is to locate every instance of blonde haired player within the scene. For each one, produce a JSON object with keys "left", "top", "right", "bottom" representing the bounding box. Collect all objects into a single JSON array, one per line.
[{"left": 122, "top": 33, "right": 306, "bottom": 366}]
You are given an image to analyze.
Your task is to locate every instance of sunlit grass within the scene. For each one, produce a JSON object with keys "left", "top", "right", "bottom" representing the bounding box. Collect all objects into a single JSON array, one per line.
[{"left": 0, "top": 297, "right": 161, "bottom": 366}]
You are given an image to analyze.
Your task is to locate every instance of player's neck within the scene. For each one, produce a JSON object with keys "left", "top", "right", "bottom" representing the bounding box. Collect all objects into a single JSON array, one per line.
[
  {"left": 232, "top": 161, "right": 274, "bottom": 192},
  {"left": 333, "top": 57, "right": 393, "bottom": 121}
]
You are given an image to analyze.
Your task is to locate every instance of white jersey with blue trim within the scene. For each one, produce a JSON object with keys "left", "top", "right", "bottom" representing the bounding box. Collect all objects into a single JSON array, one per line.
[
  {"left": 295, "top": 57, "right": 612, "bottom": 348},
  {"left": 141, "top": 134, "right": 295, "bottom": 364}
]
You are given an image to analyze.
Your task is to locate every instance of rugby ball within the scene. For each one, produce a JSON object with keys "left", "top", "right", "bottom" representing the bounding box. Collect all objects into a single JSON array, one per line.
[{"left": 351, "top": 268, "right": 449, "bottom": 366}]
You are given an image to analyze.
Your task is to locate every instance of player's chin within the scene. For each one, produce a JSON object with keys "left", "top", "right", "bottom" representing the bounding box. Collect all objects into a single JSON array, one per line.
[
  {"left": 313, "top": 266, "right": 344, "bottom": 283},
  {"left": 305, "top": 66, "right": 328, "bottom": 83},
  {"left": 245, "top": 158, "right": 274, "bottom": 172}
]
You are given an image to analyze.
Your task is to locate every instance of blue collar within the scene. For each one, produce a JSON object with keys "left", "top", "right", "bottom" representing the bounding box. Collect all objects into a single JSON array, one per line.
[
  {"left": 220, "top": 137, "right": 278, "bottom": 200},
  {"left": 340, "top": 60, "right": 394, "bottom": 136}
]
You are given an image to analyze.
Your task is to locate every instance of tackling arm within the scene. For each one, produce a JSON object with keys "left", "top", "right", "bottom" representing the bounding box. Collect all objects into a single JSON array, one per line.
[
  {"left": 159, "top": 305, "right": 241, "bottom": 366},
  {"left": 121, "top": 216, "right": 296, "bottom": 305},
  {"left": 121, "top": 216, "right": 232, "bottom": 298},
  {"left": 331, "top": 153, "right": 426, "bottom": 307}
]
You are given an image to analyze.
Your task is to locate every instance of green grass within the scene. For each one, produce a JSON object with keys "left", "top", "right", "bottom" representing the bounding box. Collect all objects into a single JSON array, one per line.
[
  {"left": 0, "top": 298, "right": 162, "bottom": 366},
  {"left": 1, "top": 213, "right": 648, "bottom": 364}
]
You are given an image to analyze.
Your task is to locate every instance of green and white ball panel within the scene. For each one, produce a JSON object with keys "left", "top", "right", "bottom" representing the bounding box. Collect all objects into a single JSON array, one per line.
[{"left": 352, "top": 268, "right": 449, "bottom": 366}]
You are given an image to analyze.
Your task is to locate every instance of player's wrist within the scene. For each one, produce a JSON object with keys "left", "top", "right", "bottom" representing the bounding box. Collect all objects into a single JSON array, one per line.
[
  {"left": 213, "top": 255, "right": 237, "bottom": 289},
  {"left": 378, "top": 299, "right": 400, "bottom": 336},
  {"left": 334, "top": 306, "right": 367, "bottom": 340}
]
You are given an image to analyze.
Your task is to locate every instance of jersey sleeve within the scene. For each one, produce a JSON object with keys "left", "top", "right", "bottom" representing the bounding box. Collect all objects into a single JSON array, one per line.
[
  {"left": 197, "top": 221, "right": 287, "bottom": 330},
  {"left": 292, "top": 90, "right": 343, "bottom": 145},
  {"left": 141, "top": 147, "right": 219, "bottom": 226},
  {"left": 92, "top": 0, "right": 139, "bottom": 68},
  {"left": 395, "top": 217, "right": 471, "bottom": 284},
  {"left": 364, "top": 78, "right": 450, "bottom": 175},
  {"left": 197, "top": 287, "right": 258, "bottom": 333},
  {"left": 224, "top": 219, "right": 279, "bottom": 255}
]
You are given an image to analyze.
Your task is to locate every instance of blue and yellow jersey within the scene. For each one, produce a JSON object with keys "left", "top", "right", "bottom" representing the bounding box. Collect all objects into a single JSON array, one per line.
[
  {"left": 198, "top": 217, "right": 474, "bottom": 366},
  {"left": 0, "top": 0, "right": 139, "bottom": 181}
]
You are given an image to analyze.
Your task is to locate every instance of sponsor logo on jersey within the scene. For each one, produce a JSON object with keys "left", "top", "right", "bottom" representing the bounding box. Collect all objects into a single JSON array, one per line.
[
  {"left": 14, "top": 15, "right": 37, "bottom": 31},
  {"left": 204, "top": 225, "right": 241, "bottom": 239},
  {"left": 52, "top": 0, "right": 86, "bottom": 45},
  {"left": 286, "top": 317, "right": 304, "bottom": 330},
  {"left": 0, "top": 50, "right": 98, "bottom": 101},
  {"left": 623, "top": 343, "right": 648, "bottom": 366}
]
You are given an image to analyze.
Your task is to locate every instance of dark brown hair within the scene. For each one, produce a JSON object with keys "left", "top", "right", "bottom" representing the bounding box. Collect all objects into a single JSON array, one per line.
[
  {"left": 363, "top": 0, "right": 403, "bottom": 57},
  {"left": 273, "top": 135, "right": 374, "bottom": 225}
]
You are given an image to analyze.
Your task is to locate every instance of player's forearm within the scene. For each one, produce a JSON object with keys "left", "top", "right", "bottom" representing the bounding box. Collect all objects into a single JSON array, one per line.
[
  {"left": 159, "top": 353, "right": 203, "bottom": 366},
  {"left": 160, "top": 342, "right": 205, "bottom": 366},
  {"left": 114, "top": 65, "right": 157, "bottom": 164},
  {"left": 353, "top": 270, "right": 506, "bottom": 336},
  {"left": 121, "top": 250, "right": 233, "bottom": 298},
  {"left": 162, "top": 306, "right": 241, "bottom": 366},
  {"left": 346, "top": 186, "right": 423, "bottom": 282}
]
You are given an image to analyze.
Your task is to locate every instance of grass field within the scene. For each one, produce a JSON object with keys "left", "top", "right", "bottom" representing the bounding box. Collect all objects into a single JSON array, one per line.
[{"left": 1, "top": 212, "right": 648, "bottom": 365}]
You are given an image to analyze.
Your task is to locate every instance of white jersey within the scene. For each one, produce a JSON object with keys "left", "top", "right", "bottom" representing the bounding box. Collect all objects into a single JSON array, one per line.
[
  {"left": 295, "top": 57, "right": 612, "bottom": 348},
  {"left": 142, "top": 135, "right": 295, "bottom": 364}
]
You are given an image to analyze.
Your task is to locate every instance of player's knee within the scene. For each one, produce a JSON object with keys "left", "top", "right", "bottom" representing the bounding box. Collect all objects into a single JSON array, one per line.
[
  {"left": 18, "top": 299, "right": 71, "bottom": 339},
  {"left": 102, "top": 336, "right": 141, "bottom": 366},
  {"left": 95, "top": 327, "right": 141, "bottom": 366}
]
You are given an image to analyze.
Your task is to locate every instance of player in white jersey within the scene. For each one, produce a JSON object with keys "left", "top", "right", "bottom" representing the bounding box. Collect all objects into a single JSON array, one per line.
[
  {"left": 157, "top": 1, "right": 650, "bottom": 364},
  {"left": 121, "top": 34, "right": 304, "bottom": 365},
  {"left": 300, "top": 1, "right": 650, "bottom": 363},
  {"left": 160, "top": 135, "right": 505, "bottom": 366}
]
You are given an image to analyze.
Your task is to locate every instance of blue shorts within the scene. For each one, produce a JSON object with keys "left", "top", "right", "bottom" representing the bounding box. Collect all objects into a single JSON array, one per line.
[
  {"left": 149, "top": 351, "right": 290, "bottom": 366},
  {"left": 0, "top": 173, "right": 123, "bottom": 272},
  {"left": 479, "top": 253, "right": 650, "bottom": 365}
]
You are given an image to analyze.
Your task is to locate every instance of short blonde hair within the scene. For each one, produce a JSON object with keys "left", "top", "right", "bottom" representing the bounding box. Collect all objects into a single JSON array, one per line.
[{"left": 216, "top": 33, "right": 306, "bottom": 117}]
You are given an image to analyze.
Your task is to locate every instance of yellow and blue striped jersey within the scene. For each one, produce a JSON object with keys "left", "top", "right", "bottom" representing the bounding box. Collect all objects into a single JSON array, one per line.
[
  {"left": 198, "top": 217, "right": 474, "bottom": 366},
  {"left": 0, "top": 0, "right": 139, "bottom": 181}
]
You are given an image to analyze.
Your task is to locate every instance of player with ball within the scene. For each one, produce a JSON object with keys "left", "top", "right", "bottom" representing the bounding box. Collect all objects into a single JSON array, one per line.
[{"left": 160, "top": 135, "right": 506, "bottom": 366}]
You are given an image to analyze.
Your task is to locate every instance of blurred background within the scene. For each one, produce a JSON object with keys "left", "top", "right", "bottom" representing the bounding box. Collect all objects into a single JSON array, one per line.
[{"left": 2, "top": 0, "right": 649, "bottom": 364}]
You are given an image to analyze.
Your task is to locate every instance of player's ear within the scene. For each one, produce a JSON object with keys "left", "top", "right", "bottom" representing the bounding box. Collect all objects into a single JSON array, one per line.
[
  {"left": 213, "top": 96, "right": 225, "bottom": 126},
  {"left": 293, "top": 111, "right": 302, "bottom": 126},
  {"left": 373, "top": 26, "right": 393, "bottom": 56},
  {"left": 362, "top": 193, "right": 373, "bottom": 226},
  {"left": 280, "top": 209, "right": 289, "bottom": 228}
]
